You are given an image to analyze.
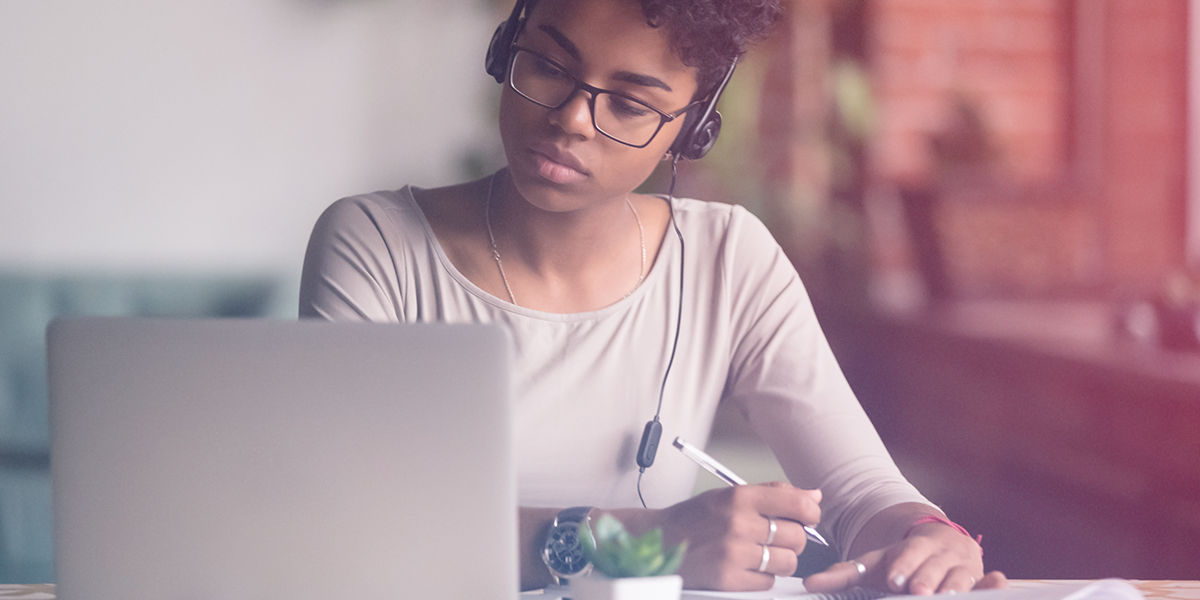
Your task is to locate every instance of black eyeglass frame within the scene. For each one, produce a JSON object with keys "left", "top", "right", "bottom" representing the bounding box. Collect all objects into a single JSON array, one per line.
[{"left": 507, "top": 45, "right": 703, "bottom": 149}]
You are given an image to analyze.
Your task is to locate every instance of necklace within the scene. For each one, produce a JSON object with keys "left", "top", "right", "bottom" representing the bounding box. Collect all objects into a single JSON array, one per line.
[{"left": 485, "top": 171, "right": 646, "bottom": 306}]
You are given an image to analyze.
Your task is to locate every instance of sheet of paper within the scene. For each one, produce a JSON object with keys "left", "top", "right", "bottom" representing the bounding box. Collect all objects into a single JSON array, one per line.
[
  {"left": 683, "top": 577, "right": 1144, "bottom": 600},
  {"left": 533, "top": 577, "right": 1143, "bottom": 600},
  {"left": 683, "top": 577, "right": 883, "bottom": 600}
]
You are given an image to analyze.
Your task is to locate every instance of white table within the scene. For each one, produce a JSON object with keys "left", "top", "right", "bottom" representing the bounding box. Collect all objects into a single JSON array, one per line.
[{"left": 4, "top": 580, "right": 1197, "bottom": 599}]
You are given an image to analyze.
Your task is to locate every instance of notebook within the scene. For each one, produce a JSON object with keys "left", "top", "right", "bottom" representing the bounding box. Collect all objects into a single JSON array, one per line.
[
  {"left": 675, "top": 577, "right": 1143, "bottom": 600},
  {"left": 47, "top": 317, "right": 517, "bottom": 600}
]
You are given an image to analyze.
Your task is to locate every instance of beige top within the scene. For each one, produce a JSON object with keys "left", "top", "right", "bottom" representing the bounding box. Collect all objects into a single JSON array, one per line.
[{"left": 299, "top": 186, "right": 933, "bottom": 556}]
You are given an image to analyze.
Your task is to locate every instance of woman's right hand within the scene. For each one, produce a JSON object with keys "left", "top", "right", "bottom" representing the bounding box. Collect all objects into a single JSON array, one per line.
[{"left": 613, "top": 482, "right": 822, "bottom": 591}]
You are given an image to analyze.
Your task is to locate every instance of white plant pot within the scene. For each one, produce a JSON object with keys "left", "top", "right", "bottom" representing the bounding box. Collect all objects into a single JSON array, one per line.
[{"left": 568, "top": 574, "right": 683, "bottom": 600}]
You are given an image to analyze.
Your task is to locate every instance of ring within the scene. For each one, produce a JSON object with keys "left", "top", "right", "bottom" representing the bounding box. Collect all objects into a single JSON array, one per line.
[
  {"left": 757, "top": 544, "right": 771, "bottom": 572},
  {"left": 765, "top": 517, "right": 777, "bottom": 545},
  {"left": 850, "top": 560, "right": 866, "bottom": 578}
]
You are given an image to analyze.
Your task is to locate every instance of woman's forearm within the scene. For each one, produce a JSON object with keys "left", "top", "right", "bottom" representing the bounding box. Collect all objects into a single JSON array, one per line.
[
  {"left": 518, "top": 484, "right": 821, "bottom": 592},
  {"left": 845, "top": 502, "right": 946, "bottom": 558},
  {"left": 806, "top": 501, "right": 991, "bottom": 595}
]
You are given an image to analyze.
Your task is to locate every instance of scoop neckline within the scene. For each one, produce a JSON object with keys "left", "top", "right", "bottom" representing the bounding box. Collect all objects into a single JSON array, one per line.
[{"left": 398, "top": 185, "right": 677, "bottom": 323}]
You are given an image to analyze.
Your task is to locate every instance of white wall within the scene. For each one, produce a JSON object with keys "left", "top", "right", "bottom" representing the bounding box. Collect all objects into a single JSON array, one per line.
[{"left": 0, "top": 0, "right": 502, "bottom": 274}]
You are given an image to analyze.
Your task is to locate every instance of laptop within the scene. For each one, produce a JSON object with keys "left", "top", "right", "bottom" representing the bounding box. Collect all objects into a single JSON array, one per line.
[{"left": 47, "top": 317, "right": 516, "bottom": 600}]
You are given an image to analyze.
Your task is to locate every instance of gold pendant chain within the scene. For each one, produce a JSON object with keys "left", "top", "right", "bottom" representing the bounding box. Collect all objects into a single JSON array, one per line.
[{"left": 484, "top": 171, "right": 646, "bottom": 307}]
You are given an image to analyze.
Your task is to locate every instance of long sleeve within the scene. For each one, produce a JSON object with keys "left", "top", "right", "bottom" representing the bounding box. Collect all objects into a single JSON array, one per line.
[{"left": 719, "top": 208, "right": 932, "bottom": 558}]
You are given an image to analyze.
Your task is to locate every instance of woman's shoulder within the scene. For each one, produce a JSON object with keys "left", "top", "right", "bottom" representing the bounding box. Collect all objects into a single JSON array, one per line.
[
  {"left": 316, "top": 178, "right": 487, "bottom": 227},
  {"left": 311, "top": 187, "right": 421, "bottom": 234},
  {"left": 320, "top": 187, "right": 416, "bottom": 218},
  {"left": 668, "top": 196, "right": 769, "bottom": 237},
  {"left": 303, "top": 188, "right": 436, "bottom": 260},
  {"left": 665, "top": 197, "right": 786, "bottom": 276}
]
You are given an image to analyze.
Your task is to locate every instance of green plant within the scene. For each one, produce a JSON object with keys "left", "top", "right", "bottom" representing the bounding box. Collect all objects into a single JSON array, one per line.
[{"left": 580, "top": 514, "right": 687, "bottom": 578}]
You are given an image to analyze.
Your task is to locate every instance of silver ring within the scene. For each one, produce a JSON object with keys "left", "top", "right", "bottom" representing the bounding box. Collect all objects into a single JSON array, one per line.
[
  {"left": 757, "top": 544, "right": 771, "bottom": 572},
  {"left": 765, "top": 516, "right": 777, "bottom": 545},
  {"left": 851, "top": 560, "right": 866, "bottom": 578}
]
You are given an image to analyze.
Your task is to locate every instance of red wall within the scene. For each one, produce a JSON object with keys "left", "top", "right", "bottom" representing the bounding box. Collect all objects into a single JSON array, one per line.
[{"left": 865, "top": 0, "right": 1188, "bottom": 296}]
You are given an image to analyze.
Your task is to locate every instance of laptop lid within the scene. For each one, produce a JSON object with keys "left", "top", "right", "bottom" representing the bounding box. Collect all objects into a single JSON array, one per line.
[{"left": 48, "top": 317, "right": 516, "bottom": 600}]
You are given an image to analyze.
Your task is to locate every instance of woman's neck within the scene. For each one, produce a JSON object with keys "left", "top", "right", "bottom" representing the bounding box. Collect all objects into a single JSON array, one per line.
[{"left": 485, "top": 171, "right": 657, "bottom": 312}]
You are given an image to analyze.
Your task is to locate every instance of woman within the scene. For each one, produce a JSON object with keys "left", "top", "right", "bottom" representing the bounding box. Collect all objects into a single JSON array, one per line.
[{"left": 300, "top": 0, "right": 1005, "bottom": 593}]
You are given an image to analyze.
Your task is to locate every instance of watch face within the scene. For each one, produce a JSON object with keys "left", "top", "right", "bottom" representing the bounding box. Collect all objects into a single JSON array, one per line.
[{"left": 545, "top": 522, "right": 588, "bottom": 575}]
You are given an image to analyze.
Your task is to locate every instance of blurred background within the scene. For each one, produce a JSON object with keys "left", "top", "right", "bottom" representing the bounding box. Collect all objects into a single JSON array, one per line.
[{"left": 2, "top": 0, "right": 1198, "bottom": 584}]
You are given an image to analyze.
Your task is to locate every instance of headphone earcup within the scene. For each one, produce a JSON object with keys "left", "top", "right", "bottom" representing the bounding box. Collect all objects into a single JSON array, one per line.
[
  {"left": 485, "top": 21, "right": 512, "bottom": 83},
  {"left": 679, "top": 112, "right": 722, "bottom": 161}
]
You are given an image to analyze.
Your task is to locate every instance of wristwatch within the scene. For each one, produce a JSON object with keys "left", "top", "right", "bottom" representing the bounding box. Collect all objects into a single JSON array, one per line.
[{"left": 542, "top": 506, "right": 594, "bottom": 584}]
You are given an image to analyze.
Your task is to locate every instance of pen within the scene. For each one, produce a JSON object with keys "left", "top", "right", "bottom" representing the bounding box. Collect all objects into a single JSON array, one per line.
[{"left": 673, "top": 436, "right": 829, "bottom": 547}]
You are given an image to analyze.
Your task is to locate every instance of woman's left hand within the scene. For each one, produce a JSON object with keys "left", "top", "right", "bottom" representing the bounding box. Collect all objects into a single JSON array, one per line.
[{"left": 803, "top": 521, "right": 1007, "bottom": 595}]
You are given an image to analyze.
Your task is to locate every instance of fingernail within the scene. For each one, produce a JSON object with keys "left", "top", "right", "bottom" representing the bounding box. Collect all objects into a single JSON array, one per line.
[{"left": 891, "top": 573, "right": 906, "bottom": 590}]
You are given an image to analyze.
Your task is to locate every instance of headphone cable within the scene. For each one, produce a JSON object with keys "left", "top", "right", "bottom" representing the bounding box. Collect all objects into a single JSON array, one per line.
[{"left": 637, "top": 156, "right": 686, "bottom": 509}]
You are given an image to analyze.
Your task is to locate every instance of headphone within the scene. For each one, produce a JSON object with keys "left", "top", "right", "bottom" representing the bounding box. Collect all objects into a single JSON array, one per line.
[{"left": 485, "top": 0, "right": 737, "bottom": 161}]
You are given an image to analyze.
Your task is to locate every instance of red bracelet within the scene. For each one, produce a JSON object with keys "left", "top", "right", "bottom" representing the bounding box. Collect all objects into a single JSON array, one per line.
[{"left": 904, "top": 515, "right": 983, "bottom": 550}]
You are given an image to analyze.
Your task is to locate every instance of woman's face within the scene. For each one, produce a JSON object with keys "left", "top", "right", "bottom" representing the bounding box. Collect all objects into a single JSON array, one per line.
[{"left": 498, "top": 0, "right": 700, "bottom": 213}]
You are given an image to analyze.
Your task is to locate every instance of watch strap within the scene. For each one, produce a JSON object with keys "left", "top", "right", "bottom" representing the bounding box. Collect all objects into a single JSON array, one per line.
[{"left": 555, "top": 506, "right": 591, "bottom": 527}]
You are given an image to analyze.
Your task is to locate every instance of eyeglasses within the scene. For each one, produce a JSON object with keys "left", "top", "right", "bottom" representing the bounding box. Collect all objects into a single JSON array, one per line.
[{"left": 508, "top": 46, "right": 699, "bottom": 148}]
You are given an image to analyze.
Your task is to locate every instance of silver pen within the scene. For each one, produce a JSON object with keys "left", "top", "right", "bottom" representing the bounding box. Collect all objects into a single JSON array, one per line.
[{"left": 673, "top": 436, "right": 829, "bottom": 547}]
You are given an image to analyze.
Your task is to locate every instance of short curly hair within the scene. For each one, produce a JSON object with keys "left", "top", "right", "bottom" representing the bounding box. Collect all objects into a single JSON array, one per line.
[
  {"left": 638, "top": 0, "right": 783, "bottom": 97},
  {"left": 523, "top": 0, "right": 783, "bottom": 99}
]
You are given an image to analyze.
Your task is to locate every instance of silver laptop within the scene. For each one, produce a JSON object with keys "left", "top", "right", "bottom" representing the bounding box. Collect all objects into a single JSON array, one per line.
[{"left": 47, "top": 317, "right": 516, "bottom": 600}]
